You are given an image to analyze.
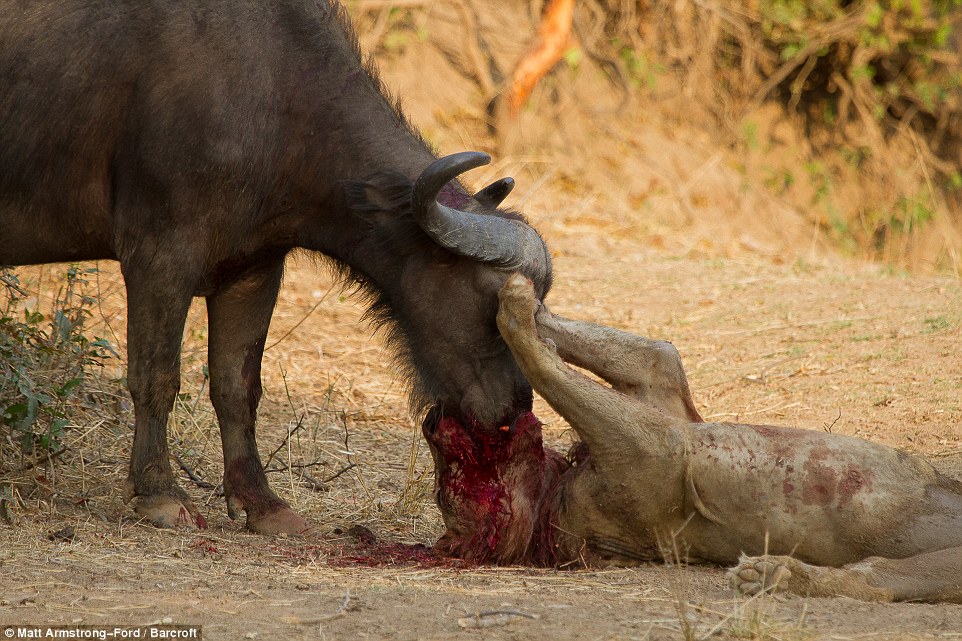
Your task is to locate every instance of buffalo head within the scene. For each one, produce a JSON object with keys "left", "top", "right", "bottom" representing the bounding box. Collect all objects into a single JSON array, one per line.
[{"left": 343, "top": 152, "right": 552, "bottom": 432}]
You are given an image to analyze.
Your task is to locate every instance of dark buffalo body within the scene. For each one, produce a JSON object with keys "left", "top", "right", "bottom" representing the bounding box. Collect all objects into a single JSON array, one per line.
[{"left": 0, "top": 1, "right": 550, "bottom": 533}]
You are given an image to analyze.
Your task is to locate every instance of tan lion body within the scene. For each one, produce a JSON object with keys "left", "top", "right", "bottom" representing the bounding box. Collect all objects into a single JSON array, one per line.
[
  {"left": 426, "top": 274, "right": 962, "bottom": 602},
  {"left": 682, "top": 423, "right": 960, "bottom": 565}
]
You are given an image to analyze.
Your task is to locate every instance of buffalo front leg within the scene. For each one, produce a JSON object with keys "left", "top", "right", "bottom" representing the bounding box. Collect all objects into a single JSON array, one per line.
[
  {"left": 206, "top": 261, "right": 315, "bottom": 535},
  {"left": 730, "top": 547, "right": 962, "bottom": 603},
  {"left": 122, "top": 267, "right": 206, "bottom": 529}
]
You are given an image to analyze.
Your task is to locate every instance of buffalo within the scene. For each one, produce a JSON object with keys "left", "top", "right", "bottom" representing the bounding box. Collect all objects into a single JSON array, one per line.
[{"left": 1, "top": 1, "right": 550, "bottom": 533}]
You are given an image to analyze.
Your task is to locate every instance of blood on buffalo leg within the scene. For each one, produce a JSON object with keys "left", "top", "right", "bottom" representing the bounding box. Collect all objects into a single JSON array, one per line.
[
  {"left": 121, "top": 259, "right": 205, "bottom": 529},
  {"left": 206, "top": 260, "right": 313, "bottom": 535}
]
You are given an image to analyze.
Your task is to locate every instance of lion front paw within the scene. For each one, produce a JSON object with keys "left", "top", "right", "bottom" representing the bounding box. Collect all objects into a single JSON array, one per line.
[{"left": 729, "top": 555, "right": 795, "bottom": 596}]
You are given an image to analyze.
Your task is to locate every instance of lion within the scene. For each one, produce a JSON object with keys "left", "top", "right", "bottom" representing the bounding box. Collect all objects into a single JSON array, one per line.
[{"left": 423, "top": 274, "right": 962, "bottom": 603}]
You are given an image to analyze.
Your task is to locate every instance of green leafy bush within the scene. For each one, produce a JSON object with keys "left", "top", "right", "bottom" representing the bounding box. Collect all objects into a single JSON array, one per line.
[
  {"left": 582, "top": 0, "right": 962, "bottom": 269},
  {"left": 750, "top": 0, "right": 961, "bottom": 166},
  {"left": 1, "top": 267, "right": 116, "bottom": 461}
]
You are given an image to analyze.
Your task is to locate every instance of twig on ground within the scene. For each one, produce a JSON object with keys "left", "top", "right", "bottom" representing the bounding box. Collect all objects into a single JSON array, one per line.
[
  {"left": 823, "top": 409, "right": 842, "bottom": 433},
  {"left": 16, "top": 447, "right": 68, "bottom": 473},
  {"left": 458, "top": 610, "right": 539, "bottom": 629},
  {"left": 297, "top": 470, "right": 329, "bottom": 492},
  {"left": 283, "top": 590, "right": 353, "bottom": 625},
  {"left": 263, "top": 414, "right": 306, "bottom": 471},
  {"left": 189, "top": 369, "right": 208, "bottom": 416},
  {"left": 322, "top": 463, "right": 358, "bottom": 484},
  {"left": 266, "top": 460, "right": 329, "bottom": 473},
  {"left": 172, "top": 452, "right": 217, "bottom": 491}
]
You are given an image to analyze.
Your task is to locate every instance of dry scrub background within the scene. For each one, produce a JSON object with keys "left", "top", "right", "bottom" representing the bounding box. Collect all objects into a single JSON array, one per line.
[{"left": 3, "top": 2, "right": 962, "bottom": 640}]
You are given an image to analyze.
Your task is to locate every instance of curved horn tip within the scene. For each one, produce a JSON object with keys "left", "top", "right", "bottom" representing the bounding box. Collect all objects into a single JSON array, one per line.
[
  {"left": 413, "top": 151, "right": 493, "bottom": 213},
  {"left": 476, "top": 177, "right": 516, "bottom": 207},
  {"left": 428, "top": 151, "right": 491, "bottom": 175}
]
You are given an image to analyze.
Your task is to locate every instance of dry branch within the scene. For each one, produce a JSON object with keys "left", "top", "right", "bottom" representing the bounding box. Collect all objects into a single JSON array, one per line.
[
  {"left": 493, "top": 0, "right": 574, "bottom": 149},
  {"left": 172, "top": 451, "right": 216, "bottom": 491},
  {"left": 502, "top": 0, "right": 575, "bottom": 119}
]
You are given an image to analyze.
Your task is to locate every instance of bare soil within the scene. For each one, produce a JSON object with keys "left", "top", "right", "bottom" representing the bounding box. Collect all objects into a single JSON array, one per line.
[{"left": 3, "top": 4, "right": 962, "bottom": 640}]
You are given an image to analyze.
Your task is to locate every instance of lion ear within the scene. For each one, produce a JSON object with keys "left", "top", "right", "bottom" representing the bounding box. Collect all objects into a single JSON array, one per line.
[{"left": 343, "top": 171, "right": 414, "bottom": 218}]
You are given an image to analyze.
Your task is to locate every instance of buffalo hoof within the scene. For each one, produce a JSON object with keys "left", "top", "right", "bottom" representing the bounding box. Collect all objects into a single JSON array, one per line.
[
  {"left": 247, "top": 506, "right": 317, "bottom": 536},
  {"left": 729, "top": 555, "right": 795, "bottom": 596},
  {"left": 133, "top": 494, "right": 208, "bottom": 530}
]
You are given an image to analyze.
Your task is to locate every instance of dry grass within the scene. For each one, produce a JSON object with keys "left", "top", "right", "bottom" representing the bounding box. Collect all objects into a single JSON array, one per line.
[
  {"left": 0, "top": 261, "right": 442, "bottom": 550},
  {"left": 352, "top": 0, "right": 962, "bottom": 274}
]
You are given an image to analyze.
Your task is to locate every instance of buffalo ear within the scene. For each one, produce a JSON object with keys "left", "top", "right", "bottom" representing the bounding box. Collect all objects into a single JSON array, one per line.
[
  {"left": 475, "top": 177, "right": 515, "bottom": 207},
  {"left": 343, "top": 171, "right": 414, "bottom": 217}
]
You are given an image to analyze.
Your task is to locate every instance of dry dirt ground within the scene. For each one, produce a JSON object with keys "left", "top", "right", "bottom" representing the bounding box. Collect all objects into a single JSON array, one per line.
[
  {"left": 3, "top": 239, "right": 961, "bottom": 641},
  {"left": 3, "top": 5, "right": 962, "bottom": 640}
]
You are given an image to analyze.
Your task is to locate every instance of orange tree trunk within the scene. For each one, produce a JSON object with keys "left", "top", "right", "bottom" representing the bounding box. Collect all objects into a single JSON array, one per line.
[{"left": 499, "top": 0, "right": 575, "bottom": 125}]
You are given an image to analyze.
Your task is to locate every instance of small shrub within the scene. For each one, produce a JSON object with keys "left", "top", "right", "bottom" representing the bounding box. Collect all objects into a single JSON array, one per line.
[
  {"left": 574, "top": 0, "right": 962, "bottom": 270},
  {"left": 1, "top": 267, "right": 117, "bottom": 463}
]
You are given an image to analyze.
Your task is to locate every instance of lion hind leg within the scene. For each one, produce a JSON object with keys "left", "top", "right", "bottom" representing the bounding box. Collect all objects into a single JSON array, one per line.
[{"left": 864, "top": 546, "right": 962, "bottom": 604}]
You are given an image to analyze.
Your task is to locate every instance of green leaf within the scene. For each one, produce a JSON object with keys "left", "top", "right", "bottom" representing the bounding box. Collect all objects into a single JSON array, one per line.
[
  {"left": 58, "top": 377, "right": 84, "bottom": 397},
  {"left": 3, "top": 403, "right": 27, "bottom": 424},
  {"left": 781, "top": 42, "right": 801, "bottom": 61},
  {"left": 563, "top": 47, "right": 582, "bottom": 69}
]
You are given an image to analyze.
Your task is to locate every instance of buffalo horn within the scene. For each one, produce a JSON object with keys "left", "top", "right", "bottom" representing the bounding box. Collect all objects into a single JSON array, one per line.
[
  {"left": 412, "top": 152, "right": 549, "bottom": 279},
  {"left": 475, "top": 177, "right": 515, "bottom": 207}
]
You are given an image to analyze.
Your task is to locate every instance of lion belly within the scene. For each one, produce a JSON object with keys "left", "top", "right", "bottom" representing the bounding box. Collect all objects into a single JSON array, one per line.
[{"left": 680, "top": 422, "right": 941, "bottom": 566}]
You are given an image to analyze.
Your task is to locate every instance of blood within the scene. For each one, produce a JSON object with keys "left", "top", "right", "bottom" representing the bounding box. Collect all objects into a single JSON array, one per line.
[
  {"left": 267, "top": 411, "right": 573, "bottom": 569},
  {"left": 425, "top": 411, "right": 570, "bottom": 565},
  {"left": 437, "top": 183, "right": 472, "bottom": 209},
  {"left": 190, "top": 537, "right": 219, "bottom": 555},
  {"left": 837, "top": 467, "right": 872, "bottom": 509},
  {"left": 801, "top": 463, "right": 837, "bottom": 506},
  {"left": 269, "top": 412, "right": 574, "bottom": 569},
  {"left": 177, "top": 506, "right": 207, "bottom": 529},
  {"left": 430, "top": 414, "right": 530, "bottom": 560}
]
